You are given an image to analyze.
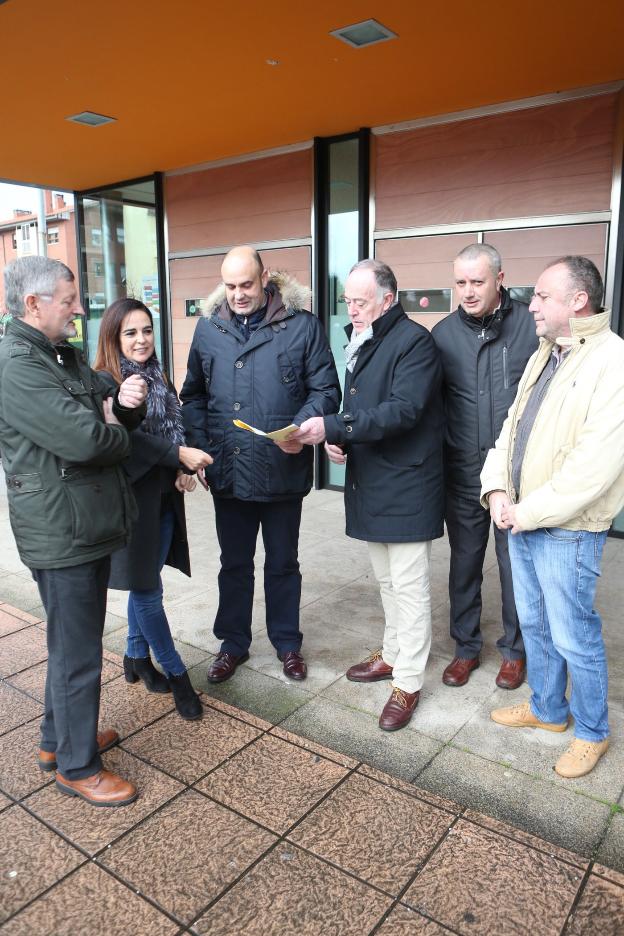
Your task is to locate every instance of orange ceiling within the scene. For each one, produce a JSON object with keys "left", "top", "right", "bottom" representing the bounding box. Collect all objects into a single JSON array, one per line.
[{"left": 1, "top": 0, "right": 623, "bottom": 191}]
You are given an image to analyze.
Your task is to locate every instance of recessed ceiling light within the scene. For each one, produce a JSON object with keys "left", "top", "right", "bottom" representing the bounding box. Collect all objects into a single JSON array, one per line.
[
  {"left": 65, "top": 111, "right": 116, "bottom": 127},
  {"left": 330, "top": 18, "right": 397, "bottom": 49},
  {"left": 266, "top": 58, "right": 280, "bottom": 66}
]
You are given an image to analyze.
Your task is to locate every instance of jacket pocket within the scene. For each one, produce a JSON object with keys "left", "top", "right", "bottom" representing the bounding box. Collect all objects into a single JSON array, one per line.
[
  {"left": 61, "top": 468, "right": 126, "bottom": 547},
  {"left": 6, "top": 472, "right": 50, "bottom": 547},
  {"left": 202, "top": 358, "right": 213, "bottom": 393},
  {"left": 278, "top": 353, "right": 305, "bottom": 402},
  {"left": 502, "top": 346, "right": 509, "bottom": 390},
  {"left": 205, "top": 425, "right": 225, "bottom": 488}
]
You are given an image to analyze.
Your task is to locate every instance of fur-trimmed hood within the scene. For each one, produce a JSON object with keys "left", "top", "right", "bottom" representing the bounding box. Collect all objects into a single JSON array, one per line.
[{"left": 202, "top": 271, "right": 311, "bottom": 319}]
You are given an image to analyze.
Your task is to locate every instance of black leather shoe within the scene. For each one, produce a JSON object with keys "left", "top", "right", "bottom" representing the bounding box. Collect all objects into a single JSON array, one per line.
[
  {"left": 278, "top": 650, "right": 307, "bottom": 681},
  {"left": 207, "top": 651, "right": 250, "bottom": 683}
]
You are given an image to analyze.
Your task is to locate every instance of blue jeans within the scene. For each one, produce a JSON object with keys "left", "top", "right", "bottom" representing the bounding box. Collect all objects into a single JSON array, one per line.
[
  {"left": 126, "top": 510, "right": 186, "bottom": 677},
  {"left": 508, "top": 527, "right": 609, "bottom": 742}
]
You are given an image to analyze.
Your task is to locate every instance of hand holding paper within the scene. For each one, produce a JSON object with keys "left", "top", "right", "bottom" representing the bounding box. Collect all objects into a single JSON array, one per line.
[{"left": 233, "top": 419, "right": 299, "bottom": 442}]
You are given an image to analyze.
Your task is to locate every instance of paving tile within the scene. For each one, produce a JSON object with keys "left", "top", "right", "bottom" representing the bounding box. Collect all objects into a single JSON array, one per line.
[
  {"left": 122, "top": 702, "right": 261, "bottom": 783},
  {"left": 7, "top": 656, "right": 122, "bottom": 704},
  {"left": 0, "top": 681, "right": 43, "bottom": 735},
  {"left": 97, "top": 672, "right": 175, "bottom": 740},
  {"left": 2, "top": 862, "right": 177, "bottom": 936},
  {"left": 356, "top": 764, "right": 460, "bottom": 813},
  {"left": 453, "top": 691, "right": 624, "bottom": 803},
  {"left": 191, "top": 661, "right": 312, "bottom": 724},
  {"left": 595, "top": 811, "right": 624, "bottom": 874},
  {"left": 269, "top": 725, "right": 358, "bottom": 769},
  {"left": 415, "top": 746, "right": 612, "bottom": 857},
  {"left": 0, "top": 626, "right": 48, "bottom": 678},
  {"left": 0, "top": 605, "right": 44, "bottom": 625},
  {"left": 289, "top": 772, "right": 453, "bottom": 894},
  {"left": 0, "top": 722, "right": 53, "bottom": 799},
  {"left": 25, "top": 747, "right": 183, "bottom": 855},
  {"left": 203, "top": 695, "right": 273, "bottom": 731},
  {"left": 0, "top": 804, "right": 84, "bottom": 923},
  {"left": 376, "top": 904, "right": 451, "bottom": 935},
  {"left": 192, "top": 843, "right": 390, "bottom": 936},
  {"left": 0, "top": 791, "right": 13, "bottom": 813},
  {"left": 195, "top": 734, "right": 349, "bottom": 834},
  {"left": 565, "top": 875, "right": 624, "bottom": 935},
  {"left": 280, "top": 696, "right": 443, "bottom": 781},
  {"left": 0, "top": 607, "right": 36, "bottom": 637},
  {"left": 463, "top": 809, "right": 588, "bottom": 868},
  {"left": 592, "top": 862, "right": 624, "bottom": 888},
  {"left": 100, "top": 789, "right": 275, "bottom": 924},
  {"left": 404, "top": 819, "right": 584, "bottom": 934},
  {"left": 0, "top": 574, "right": 42, "bottom": 614}
]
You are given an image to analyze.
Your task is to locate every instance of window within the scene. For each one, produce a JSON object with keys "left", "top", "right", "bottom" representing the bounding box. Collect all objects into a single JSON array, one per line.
[
  {"left": 91, "top": 228, "right": 102, "bottom": 247},
  {"left": 47, "top": 228, "right": 59, "bottom": 245},
  {"left": 94, "top": 261, "right": 104, "bottom": 276},
  {"left": 12, "top": 233, "right": 17, "bottom": 249}
]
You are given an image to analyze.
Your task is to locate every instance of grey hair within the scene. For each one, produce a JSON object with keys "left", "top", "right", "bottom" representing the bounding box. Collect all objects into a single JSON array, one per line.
[
  {"left": 455, "top": 243, "right": 502, "bottom": 276},
  {"left": 544, "top": 255, "right": 604, "bottom": 313},
  {"left": 3, "top": 256, "right": 74, "bottom": 319},
  {"left": 349, "top": 259, "right": 397, "bottom": 300}
]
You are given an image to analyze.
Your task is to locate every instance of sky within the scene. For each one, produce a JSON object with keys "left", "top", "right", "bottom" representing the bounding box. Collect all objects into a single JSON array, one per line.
[{"left": 0, "top": 182, "right": 73, "bottom": 220}]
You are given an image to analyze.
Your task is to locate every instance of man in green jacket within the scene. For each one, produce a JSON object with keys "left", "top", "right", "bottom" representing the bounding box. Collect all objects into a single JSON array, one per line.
[{"left": 0, "top": 256, "right": 147, "bottom": 806}]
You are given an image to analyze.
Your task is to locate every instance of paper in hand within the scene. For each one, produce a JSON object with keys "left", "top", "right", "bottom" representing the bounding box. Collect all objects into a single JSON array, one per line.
[{"left": 233, "top": 419, "right": 298, "bottom": 442}]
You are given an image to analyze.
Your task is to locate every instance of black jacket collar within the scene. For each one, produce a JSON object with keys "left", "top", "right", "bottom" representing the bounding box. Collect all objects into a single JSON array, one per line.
[{"left": 343, "top": 301, "right": 407, "bottom": 342}]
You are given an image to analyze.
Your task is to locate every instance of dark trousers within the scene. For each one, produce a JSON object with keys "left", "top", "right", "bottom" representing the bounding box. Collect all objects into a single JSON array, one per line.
[
  {"left": 445, "top": 490, "right": 524, "bottom": 661},
  {"left": 33, "top": 557, "right": 110, "bottom": 780},
  {"left": 212, "top": 496, "right": 303, "bottom": 656}
]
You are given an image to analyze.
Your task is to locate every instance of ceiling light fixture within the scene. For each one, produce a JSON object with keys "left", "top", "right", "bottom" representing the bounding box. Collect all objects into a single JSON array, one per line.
[
  {"left": 65, "top": 111, "right": 116, "bottom": 127},
  {"left": 330, "top": 18, "right": 397, "bottom": 49},
  {"left": 266, "top": 59, "right": 280, "bottom": 66}
]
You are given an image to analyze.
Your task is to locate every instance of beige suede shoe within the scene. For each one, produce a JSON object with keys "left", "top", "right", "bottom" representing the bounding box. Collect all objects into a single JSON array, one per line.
[
  {"left": 554, "top": 738, "right": 610, "bottom": 778},
  {"left": 491, "top": 700, "right": 568, "bottom": 732}
]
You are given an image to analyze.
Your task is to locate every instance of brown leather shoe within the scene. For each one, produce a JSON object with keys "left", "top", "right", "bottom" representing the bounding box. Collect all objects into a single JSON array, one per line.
[
  {"left": 379, "top": 687, "right": 420, "bottom": 731},
  {"left": 346, "top": 649, "right": 393, "bottom": 682},
  {"left": 495, "top": 658, "right": 526, "bottom": 690},
  {"left": 38, "top": 729, "right": 120, "bottom": 772},
  {"left": 442, "top": 656, "right": 480, "bottom": 687},
  {"left": 278, "top": 650, "right": 307, "bottom": 681},
  {"left": 207, "top": 651, "right": 250, "bottom": 683},
  {"left": 55, "top": 769, "right": 138, "bottom": 807}
]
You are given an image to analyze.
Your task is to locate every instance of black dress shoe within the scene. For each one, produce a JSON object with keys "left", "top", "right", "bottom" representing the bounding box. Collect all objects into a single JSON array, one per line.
[
  {"left": 278, "top": 650, "right": 307, "bottom": 681},
  {"left": 207, "top": 651, "right": 250, "bottom": 683}
]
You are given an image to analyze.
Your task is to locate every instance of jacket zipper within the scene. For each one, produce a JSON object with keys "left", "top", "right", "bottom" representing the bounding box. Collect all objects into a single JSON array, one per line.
[{"left": 502, "top": 346, "right": 509, "bottom": 390}]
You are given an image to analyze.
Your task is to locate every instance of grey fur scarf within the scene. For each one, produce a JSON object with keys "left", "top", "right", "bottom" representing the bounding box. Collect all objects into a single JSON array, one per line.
[{"left": 120, "top": 355, "right": 185, "bottom": 445}]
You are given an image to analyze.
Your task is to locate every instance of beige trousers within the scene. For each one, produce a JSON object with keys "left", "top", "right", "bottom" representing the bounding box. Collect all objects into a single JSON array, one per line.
[{"left": 367, "top": 540, "right": 433, "bottom": 694}]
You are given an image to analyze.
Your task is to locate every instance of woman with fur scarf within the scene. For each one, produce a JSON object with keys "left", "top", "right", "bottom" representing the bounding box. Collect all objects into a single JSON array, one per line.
[{"left": 94, "top": 298, "right": 212, "bottom": 720}]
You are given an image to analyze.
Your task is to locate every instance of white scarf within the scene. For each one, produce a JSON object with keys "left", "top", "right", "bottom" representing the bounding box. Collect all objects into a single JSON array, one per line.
[{"left": 344, "top": 325, "right": 373, "bottom": 372}]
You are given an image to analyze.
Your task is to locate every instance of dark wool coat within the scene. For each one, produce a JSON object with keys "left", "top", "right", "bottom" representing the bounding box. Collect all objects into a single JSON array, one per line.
[
  {"left": 324, "top": 304, "right": 445, "bottom": 543},
  {"left": 431, "top": 287, "right": 538, "bottom": 497},
  {"left": 97, "top": 373, "right": 191, "bottom": 592},
  {"left": 180, "top": 273, "right": 341, "bottom": 502}
]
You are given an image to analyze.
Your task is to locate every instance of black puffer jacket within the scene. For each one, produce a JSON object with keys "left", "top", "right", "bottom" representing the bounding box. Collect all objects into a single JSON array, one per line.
[
  {"left": 181, "top": 273, "right": 341, "bottom": 501},
  {"left": 324, "top": 303, "right": 444, "bottom": 543},
  {"left": 431, "top": 287, "right": 538, "bottom": 496}
]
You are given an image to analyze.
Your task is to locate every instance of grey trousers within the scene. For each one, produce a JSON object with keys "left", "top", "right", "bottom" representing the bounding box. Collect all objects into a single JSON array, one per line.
[{"left": 32, "top": 557, "right": 110, "bottom": 780}]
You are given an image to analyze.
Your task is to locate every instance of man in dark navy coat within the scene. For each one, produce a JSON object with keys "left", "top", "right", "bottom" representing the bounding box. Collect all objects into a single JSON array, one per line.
[
  {"left": 181, "top": 246, "right": 340, "bottom": 684},
  {"left": 294, "top": 260, "right": 444, "bottom": 731}
]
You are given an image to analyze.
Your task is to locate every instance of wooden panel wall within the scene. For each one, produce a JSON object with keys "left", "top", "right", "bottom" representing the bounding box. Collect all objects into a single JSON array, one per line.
[
  {"left": 375, "top": 94, "right": 617, "bottom": 231},
  {"left": 165, "top": 149, "right": 313, "bottom": 253},
  {"left": 485, "top": 224, "right": 608, "bottom": 286},
  {"left": 169, "top": 246, "right": 311, "bottom": 389},
  {"left": 376, "top": 232, "right": 477, "bottom": 330}
]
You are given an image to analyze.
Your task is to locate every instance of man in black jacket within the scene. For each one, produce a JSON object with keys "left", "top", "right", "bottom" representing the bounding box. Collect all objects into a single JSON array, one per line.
[
  {"left": 432, "top": 244, "right": 538, "bottom": 689},
  {"left": 294, "top": 260, "right": 444, "bottom": 731},
  {"left": 181, "top": 246, "right": 340, "bottom": 683}
]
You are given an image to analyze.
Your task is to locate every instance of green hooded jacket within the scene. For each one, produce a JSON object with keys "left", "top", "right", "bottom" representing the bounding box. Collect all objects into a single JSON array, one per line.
[{"left": 0, "top": 317, "right": 142, "bottom": 569}]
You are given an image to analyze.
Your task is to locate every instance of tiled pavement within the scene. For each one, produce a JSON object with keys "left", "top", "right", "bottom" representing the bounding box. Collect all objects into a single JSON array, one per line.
[
  {"left": 1, "top": 484, "right": 624, "bottom": 934},
  {"left": 1, "top": 602, "right": 623, "bottom": 935}
]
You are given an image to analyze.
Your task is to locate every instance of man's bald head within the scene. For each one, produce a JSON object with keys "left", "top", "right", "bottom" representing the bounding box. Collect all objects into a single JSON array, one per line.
[{"left": 221, "top": 245, "right": 268, "bottom": 316}]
